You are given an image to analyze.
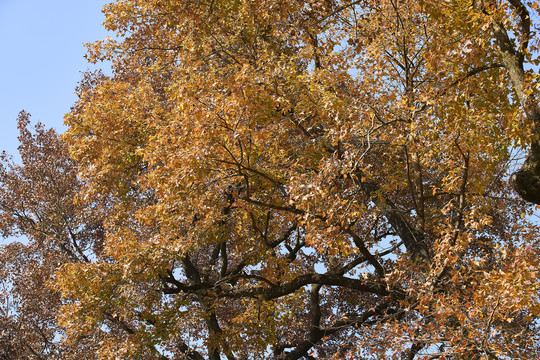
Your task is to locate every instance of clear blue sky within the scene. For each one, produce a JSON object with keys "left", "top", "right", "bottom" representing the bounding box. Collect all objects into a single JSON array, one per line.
[{"left": 0, "top": 0, "right": 111, "bottom": 158}]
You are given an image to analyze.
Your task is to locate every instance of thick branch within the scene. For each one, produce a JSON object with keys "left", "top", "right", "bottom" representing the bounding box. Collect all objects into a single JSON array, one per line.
[
  {"left": 176, "top": 341, "right": 205, "bottom": 360},
  {"left": 356, "top": 176, "right": 429, "bottom": 261},
  {"left": 165, "top": 272, "right": 389, "bottom": 299},
  {"left": 492, "top": 19, "right": 540, "bottom": 204},
  {"left": 402, "top": 342, "right": 425, "bottom": 360},
  {"left": 221, "top": 273, "right": 390, "bottom": 300},
  {"left": 507, "top": 0, "right": 531, "bottom": 59},
  {"left": 284, "top": 303, "right": 392, "bottom": 360},
  {"left": 343, "top": 228, "right": 385, "bottom": 277}
]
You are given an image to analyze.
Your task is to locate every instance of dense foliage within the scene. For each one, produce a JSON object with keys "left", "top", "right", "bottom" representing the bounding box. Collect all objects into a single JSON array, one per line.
[{"left": 2, "top": 0, "right": 540, "bottom": 359}]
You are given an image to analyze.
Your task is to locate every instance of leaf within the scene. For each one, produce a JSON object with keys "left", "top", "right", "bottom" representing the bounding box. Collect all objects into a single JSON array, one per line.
[{"left": 5, "top": 0, "right": 540, "bottom": 358}]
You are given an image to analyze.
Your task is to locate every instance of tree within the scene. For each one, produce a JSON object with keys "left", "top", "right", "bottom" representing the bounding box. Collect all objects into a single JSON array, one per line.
[
  {"left": 3, "top": 0, "right": 540, "bottom": 359},
  {"left": 0, "top": 113, "right": 108, "bottom": 359}
]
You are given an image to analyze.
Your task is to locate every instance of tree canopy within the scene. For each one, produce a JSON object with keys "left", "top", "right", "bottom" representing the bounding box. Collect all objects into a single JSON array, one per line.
[{"left": 2, "top": 0, "right": 540, "bottom": 359}]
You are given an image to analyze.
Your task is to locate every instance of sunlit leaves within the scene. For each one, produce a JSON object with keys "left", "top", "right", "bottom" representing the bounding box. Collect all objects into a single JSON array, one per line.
[{"left": 3, "top": 0, "right": 540, "bottom": 359}]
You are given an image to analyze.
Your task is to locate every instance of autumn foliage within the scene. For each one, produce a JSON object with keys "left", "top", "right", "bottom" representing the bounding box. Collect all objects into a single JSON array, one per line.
[{"left": 2, "top": 0, "right": 540, "bottom": 359}]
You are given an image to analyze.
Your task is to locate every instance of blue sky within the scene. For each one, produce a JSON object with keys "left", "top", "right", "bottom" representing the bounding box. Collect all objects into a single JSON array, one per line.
[{"left": 0, "top": 0, "right": 111, "bottom": 158}]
